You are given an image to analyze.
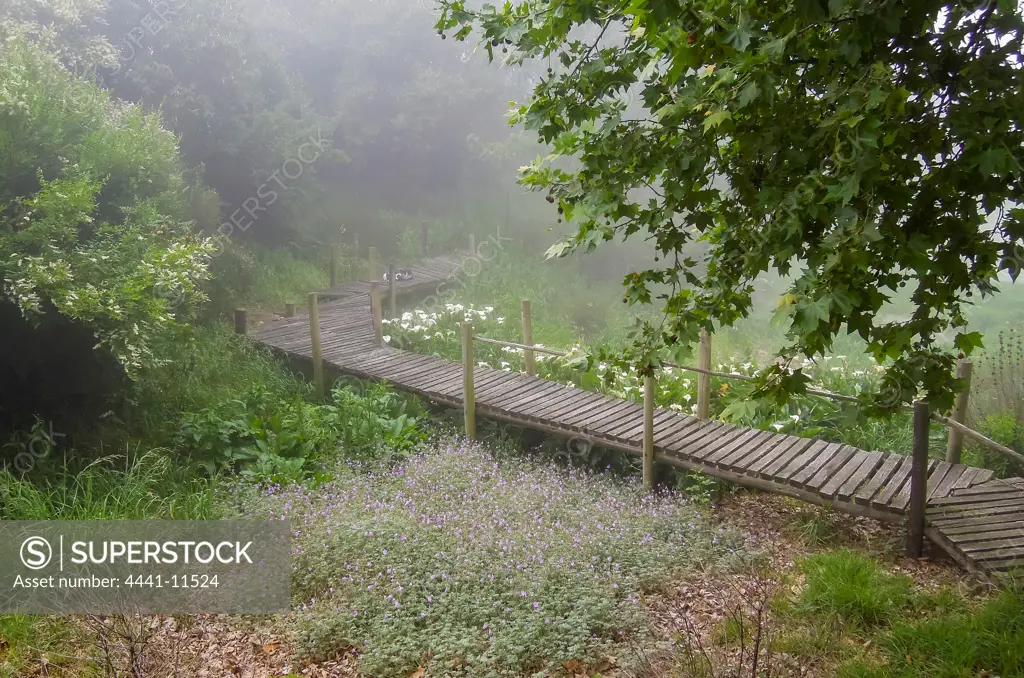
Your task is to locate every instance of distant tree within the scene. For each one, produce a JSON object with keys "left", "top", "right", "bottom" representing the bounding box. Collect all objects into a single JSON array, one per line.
[
  {"left": 435, "top": 0, "right": 1024, "bottom": 409},
  {"left": 0, "top": 0, "right": 116, "bottom": 71}
]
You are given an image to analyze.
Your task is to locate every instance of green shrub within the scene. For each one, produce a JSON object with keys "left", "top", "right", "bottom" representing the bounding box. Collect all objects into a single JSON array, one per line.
[
  {"left": 0, "top": 39, "right": 213, "bottom": 375},
  {"left": 175, "top": 380, "right": 426, "bottom": 479},
  {"left": 798, "top": 551, "right": 912, "bottom": 629},
  {"left": 131, "top": 325, "right": 309, "bottom": 444},
  {"left": 203, "top": 245, "right": 332, "bottom": 320}
]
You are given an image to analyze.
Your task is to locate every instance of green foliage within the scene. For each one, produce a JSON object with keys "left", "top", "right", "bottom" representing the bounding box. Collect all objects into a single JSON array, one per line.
[
  {"left": 837, "top": 590, "right": 1024, "bottom": 678},
  {"left": 130, "top": 326, "right": 309, "bottom": 444},
  {"left": 968, "top": 327, "right": 1024, "bottom": 475},
  {"left": 226, "top": 441, "right": 749, "bottom": 677},
  {"left": 0, "top": 450, "right": 214, "bottom": 520},
  {"left": 0, "top": 39, "right": 212, "bottom": 374},
  {"left": 176, "top": 381, "right": 426, "bottom": 480},
  {"left": 0, "top": 614, "right": 83, "bottom": 678},
  {"left": 435, "top": 0, "right": 1024, "bottom": 412},
  {"left": 792, "top": 506, "right": 844, "bottom": 547},
  {"left": 798, "top": 550, "right": 912, "bottom": 629},
  {"left": 202, "top": 245, "right": 330, "bottom": 319}
]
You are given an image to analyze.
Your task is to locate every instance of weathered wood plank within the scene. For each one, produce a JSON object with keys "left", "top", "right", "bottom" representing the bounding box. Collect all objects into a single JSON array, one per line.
[
  {"left": 707, "top": 430, "right": 772, "bottom": 466},
  {"left": 888, "top": 459, "right": 938, "bottom": 512},
  {"left": 836, "top": 451, "right": 884, "bottom": 502},
  {"left": 949, "top": 480, "right": 1019, "bottom": 496},
  {"left": 930, "top": 465, "right": 970, "bottom": 501},
  {"left": 754, "top": 437, "right": 818, "bottom": 479},
  {"left": 871, "top": 456, "right": 916, "bottom": 508},
  {"left": 784, "top": 442, "right": 842, "bottom": 486},
  {"left": 854, "top": 453, "right": 902, "bottom": 506},
  {"left": 715, "top": 431, "right": 779, "bottom": 469},
  {"left": 804, "top": 445, "right": 860, "bottom": 492},
  {"left": 819, "top": 450, "right": 871, "bottom": 498},
  {"left": 719, "top": 431, "right": 789, "bottom": 471},
  {"left": 931, "top": 514, "right": 1024, "bottom": 532},
  {"left": 929, "top": 491, "right": 1024, "bottom": 507}
]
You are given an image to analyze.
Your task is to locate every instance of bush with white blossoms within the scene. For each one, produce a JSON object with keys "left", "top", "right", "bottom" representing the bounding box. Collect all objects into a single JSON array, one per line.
[{"left": 226, "top": 439, "right": 750, "bottom": 676}]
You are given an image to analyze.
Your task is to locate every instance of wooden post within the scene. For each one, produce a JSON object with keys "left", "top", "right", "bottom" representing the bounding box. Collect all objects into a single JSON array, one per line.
[
  {"left": 468, "top": 233, "right": 476, "bottom": 255},
  {"left": 907, "top": 400, "right": 930, "bottom": 557},
  {"left": 307, "top": 293, "right": 324, "bottom": 398},
  {"left": 284, "top": 302, "right": 296, "bottom": 318},
  {"left": 234, "top": 309, "right": 247, "bottom": 335},
  {"left": 643, "top": 373, "right": 656, "bottom": 490},
  {"left": 945, "top": 359, "right": 973, "bottom": 464},
  {"left": 388, "top": 263, "right": 397, "bottom": 319},
  {"left": 521, "top": 299, "right": 535, "bottom": 376},
  {"left": 421, "top": 222, "right": 429, "bottom": 255},
  {"left": 697, "top": 329, "right": 712, "bottom": 419},
  {"left": 368, "top": 246, "right": 379, "bottom": 281},
  {"left": 462, "top": 322, "right": 476, "bottom": 439},
  {"left": 329, "top": 244, "right": 339, "bottom": 288},
  {"left": 370, "top": 282, "right": 383, "bottom": 345}
]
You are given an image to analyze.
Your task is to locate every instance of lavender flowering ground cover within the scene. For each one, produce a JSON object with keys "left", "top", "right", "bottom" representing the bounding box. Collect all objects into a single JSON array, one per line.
[{"left": 225, "top": 439, "right": 752, "bottom": 676}]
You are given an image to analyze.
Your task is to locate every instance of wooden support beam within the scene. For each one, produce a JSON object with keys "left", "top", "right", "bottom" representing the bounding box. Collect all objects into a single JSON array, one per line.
[
  {"left": 462, "top": 322, "right": 476, "bottom": 439},
  {"left": 370, "top": 282, "right": 383, "bottom": 345},
  {"left": 521, "top": 299, "right": 535, "bottom": 377},
  {"left": 908, "top": 400, "right": 930, "bottom": 557},
  {"left": 307, "top": 293, "right": 324, "bottom": 398},
  {"left": 945, "top": 358, "right": 973, "bottom": 464},
  {"left": 284, "top": 303, "right": 296, "bottom": 318},
  {"left": 329, "top": 244, "right": 339, "bottom": 289},
  {"left": 388, "top": 263, "right": 397, "bottom": 319},
  {"left": 643, "top": 373, "right": 655, "bottom": 490},
  {"left": 234, "top": 309, "right": 247, "bottom": 335},
  {"left": 697, "top": 328, "right": 712, "bottom": 419}
]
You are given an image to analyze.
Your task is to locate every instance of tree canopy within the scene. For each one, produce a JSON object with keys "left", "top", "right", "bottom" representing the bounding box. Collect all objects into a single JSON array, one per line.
[{"left": 436, "top": 0, "right": 1024, "bottom": 410}]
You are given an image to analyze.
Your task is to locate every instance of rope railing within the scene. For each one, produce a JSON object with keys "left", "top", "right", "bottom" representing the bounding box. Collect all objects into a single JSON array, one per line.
[{"left": 469, "top": 320, "right": 1018, "bottom": 467}]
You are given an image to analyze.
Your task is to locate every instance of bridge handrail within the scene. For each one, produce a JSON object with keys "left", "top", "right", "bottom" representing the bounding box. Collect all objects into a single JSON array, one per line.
[{"left": 471, "top": 331, "right": 1021, "bottom": 466}]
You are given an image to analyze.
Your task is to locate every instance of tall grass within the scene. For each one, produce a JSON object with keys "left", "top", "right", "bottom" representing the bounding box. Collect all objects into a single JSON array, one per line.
[
  {"left": 0, "top": 450, "right": 214, "bottom": 520},
  {"left": 967, "top": 326, "right": 1024, "bottom": 475},
  {"left": 204, "top": 245, "right": 332, "bottom": 319},
  {"left": 130, "top": 325, "right": 310, "bottom": 446},
  {"left": 457, "top": 244, "right": 658, "bottom": 348}
]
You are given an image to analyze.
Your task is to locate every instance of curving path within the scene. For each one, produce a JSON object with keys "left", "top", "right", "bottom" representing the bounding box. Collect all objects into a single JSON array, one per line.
[{"left": 251, "top": 253, "right": 1024, "bottom": 582}]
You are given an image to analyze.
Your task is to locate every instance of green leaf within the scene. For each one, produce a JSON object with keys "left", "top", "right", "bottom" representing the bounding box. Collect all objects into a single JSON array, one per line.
[{"left": 702, "top": 110, "right": 731, "bottom": 131}]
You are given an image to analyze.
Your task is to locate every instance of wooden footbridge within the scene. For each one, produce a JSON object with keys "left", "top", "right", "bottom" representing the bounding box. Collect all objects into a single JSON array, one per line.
[{"left": 249, "top": 252, "right": 1024, "bottom": 582}]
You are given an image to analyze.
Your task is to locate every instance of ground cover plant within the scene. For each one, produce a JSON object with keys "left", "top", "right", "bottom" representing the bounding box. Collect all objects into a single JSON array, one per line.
[
  {"left": 223, "top": 438, "right": 751, "bottom": 677},
  {"left": 770, "top": 550, "right": 1024, "bottom": 678}
]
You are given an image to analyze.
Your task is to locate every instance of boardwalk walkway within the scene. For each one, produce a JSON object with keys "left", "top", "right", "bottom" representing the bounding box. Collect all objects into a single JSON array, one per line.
[{"left": 252, "top": 254, "right": 1024, "bottom": 582}]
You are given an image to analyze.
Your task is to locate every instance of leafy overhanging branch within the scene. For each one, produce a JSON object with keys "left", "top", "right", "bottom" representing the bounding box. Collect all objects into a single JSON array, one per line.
[{"left": 434, "top": 0, "right": 1024, "bottom": 412}]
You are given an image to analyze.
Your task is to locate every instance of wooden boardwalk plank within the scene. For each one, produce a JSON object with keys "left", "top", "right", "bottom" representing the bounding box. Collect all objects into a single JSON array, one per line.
[
  {"left": 872, "top": 457, "right": 913, "bottom": 509},
  {"left": 248, "top": 251, "right": 1024, "bottom": 582},
  {"left": 835, "top": 451, "right": 883, "bottom": 501},
  {"left": 854, "top": 453, "right": 902, "bottom": 506},
  {"left": 805, "top": 445, "right": 859, "bottom": 492}
]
